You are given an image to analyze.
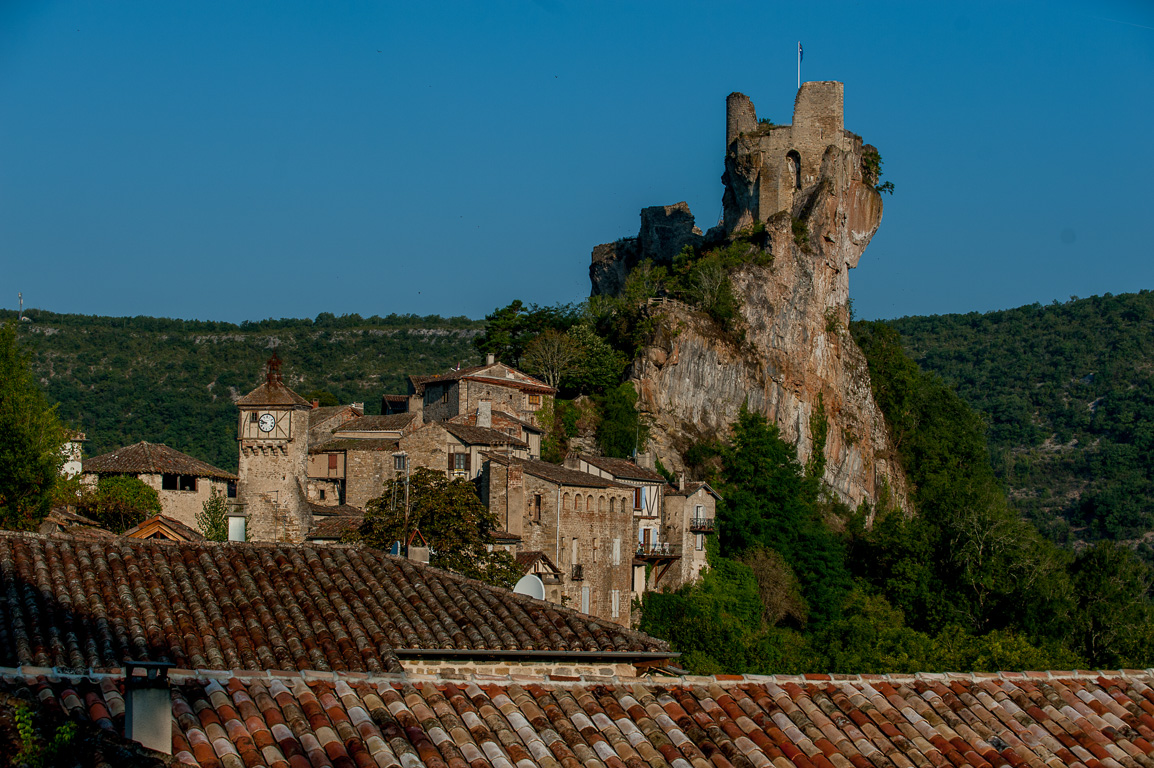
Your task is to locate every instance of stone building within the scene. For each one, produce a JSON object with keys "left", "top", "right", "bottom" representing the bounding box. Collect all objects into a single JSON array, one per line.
[
  {"left": 235, "top": 355, "right": 315, "bottom": 542},
  {"left": 82, "top": 441, "right": 237, "bottom": 529},
  {"left": 662, "top": 478, "right": 721, "bottom": 589},
  {"left": 482, "top": 454, "right": 634, "bottom": 625},
  {"left": 448, "top": 403, "right": 543, "bottom": 459},
  {"left": 408, "top": 356, "right": 555, "bottom": 426}
]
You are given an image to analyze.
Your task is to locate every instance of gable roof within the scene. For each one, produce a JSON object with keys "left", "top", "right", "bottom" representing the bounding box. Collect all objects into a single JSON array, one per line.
[
  {"left": 580, "top": 455, "right": 665, "bottom": 482},
  {"left": 0, "top": 532, "right": 669, "bottom": 673},
  {"left": 10, "top": 668, "right": 1154, "bottom": 768},
  {"left": 123, "top": 514, "right": 205, "bottom": 542},
  {"left": 82, "top": 441, "right": 238, "bottom": 481},
  {"left": 443, "top": 422, "right": 528, "bottom": 447},
  {"left": 515, "top": 550, "right": 562, "bottom": 577},
  {"left": 410, "top": 363, "right": 556, "bottom": 395},
  {"left": 308, "top": 403, "right": 362, "bottom": 428},
  {"left": 666, "top": 481, "right": 723, "bottom": 499},
  {"left": 334, "top": 413, "right": 418, "bottom": 433},
  {"left": 310, "top": 437, "right": 401, "bottom": 453},
  {"left": 486, "top": 454, "right": 626, "bottom": 490}
]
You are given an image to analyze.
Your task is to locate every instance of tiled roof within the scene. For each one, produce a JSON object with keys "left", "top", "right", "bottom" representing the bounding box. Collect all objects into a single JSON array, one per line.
[
  {"left": 495, "top": 410, "right": 544, "bottom": 432},
  {"left": 335, "top": 414, "right": 417, "bottom": 433},
  {"left": 308, "top": 502, "right": 363, "bottom": 517},
  {"left": 235, "top": 381, "right": 313, "bottom": 408},
  {"left": 83, "top": 441, "right": 238, "bottom": 481},
  {"left": 10, "top": 668, "right": 1154, "bottom": 768},
  {"left": 580, "top": 455, "right": 665, "bottom": 482},
  {"left": 310, "top": 437, "right": 401, "bottom": 453},
  {"left": 666, "top": 481, "right": 722, "bottom": 499},
  {"left": 515, "top": 550, "right": 562, "bottom": 576},
  {"left": 123, "top": 514, "right": 205, "bottom": 542},
  {"left": 0, "top": 532, "right": 668, "bottom": 673},
  {"left": 308, "top": 515, "right": 364, "bottom": 540},
  {"left": 382, "top": 394, "right": 409, "bottom": 403},
  {"left": 444, "top": 422, "right": 528, "bottom": 447},
  {"left": 412, "top": 364, "right": 556, "bottom": 394},
  {"left": 308, "top": 404, "right": 362, "bottom": 428},
  {"left": 487, "top": 454, "right": 626, "bottom": 489}
]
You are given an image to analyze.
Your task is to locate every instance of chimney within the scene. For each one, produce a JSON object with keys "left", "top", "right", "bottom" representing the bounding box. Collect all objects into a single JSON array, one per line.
[
  {"left": 678, "top": 471, "right": 686, "bottom": 491},
  {"left": 486, "top": 353, "right": 495, "bottom": 366},
  {"left": 637, "top": 450, "right": 655, "bottom": 470},
  {"left": 312, "top": 399, "right": 320, "bottom": 408},
  {"left": 564, "top": 451, "right": 581, "bottom": 470},
  {"left": 477, "top": 400, "right": 492, "bottom": 428},
  {"left": 124, "top": 661, "right": 174, "bottom": 754}
]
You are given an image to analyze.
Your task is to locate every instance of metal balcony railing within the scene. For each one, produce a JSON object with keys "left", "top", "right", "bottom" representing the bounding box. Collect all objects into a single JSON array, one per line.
[
  {"left": 635, "top": 542, "right": 680, "bottom": 558},
  {"left": 689, "top": 517, "right": 715, "bottom": 532}
]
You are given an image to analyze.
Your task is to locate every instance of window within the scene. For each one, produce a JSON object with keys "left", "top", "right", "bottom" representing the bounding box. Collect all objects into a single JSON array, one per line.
[
  {"left": 611, "top": 590, "right": 620, "bottom": 619},
  {"left": 633, "top": 487, "right": 642, "bottom": 511},
  {"left": 696, "top": 533, "right": 705, "bottom": 551},
  {"left": 179, "top": 475, "right": 196, "bottom": 492},
  {"left": 449, "top": 453, "right": 470, "bottom": 473},
  {"left": 612, "top": 538, "right": 620, "bottom": 565},
  {"left": 319, "top": 488, "right": 326, "bottom": 500},
  {"left": 609, "top": 497, "right": 616, "bottom": 514},
  {"left": 528, "top": 394, "right": 541, "bottom": 407},
  {"left": 571, "top": 538, "right": 579, "bottom": 564},
  {"left": 531, "top": 494, "right": 542, "bottom": 523},
  {"left": 592, "top": 538, "right": 599, "bottom": 563},
  {"left": 574, "top": 494, "right": 582, "bottom": 514},
  {"left": 328, "top": 454, "right": 338, "bottom": 471},
  {"left": 394, "top": 454, "right": 408, "bottom": 471},
  {"left": 162, "top": 474, "right": 196, "bottom": 492},
  {"left": 695, "top": 504, "right": 704, "bottom": 516},
  {"left": 162, "top": 474, "right": 178, "bottom": 491},
  {"left": 249, "top": 412, "right": 258, "bottom": 423},
  {"left": 598, "top": 496, "right": 605, "bottom": 514},
  {"left": 585, "top": 496, "right": 592, "bottom": 513},
  {"left": 227, "top": 481, "right": 237, "bottom": 499},
  {"left": 563, "top": 492, "right": 570, "bottom": 511}
]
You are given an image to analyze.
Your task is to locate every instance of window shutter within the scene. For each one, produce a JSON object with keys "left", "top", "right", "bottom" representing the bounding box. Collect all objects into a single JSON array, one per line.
[
  {"left": 328, "top": 454, "right": 338, "bottom": 471},
  {"left": 465, "top": 453, "right": 471, "bottom": 471},
  {"left": 448, "top": 453, "right": 454, "bottom": 471}
]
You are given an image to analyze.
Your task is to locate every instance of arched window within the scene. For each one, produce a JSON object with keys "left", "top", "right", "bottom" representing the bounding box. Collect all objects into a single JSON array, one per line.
[
  {"left": 786, "top": 150, "right": 802, "bottom": 190},
  {"left": 610, "top": 497, "right": 616, "bottom": 514},
  {"left": 573, "top": 494, "right": 581, "bottom": 514},
  {"left": 586, "top": 496, "right": 592, "bottom": 514},
  {"left": 598, "top": 496, "right": 606, "bottom": 514},
  {"left": 563, "top": 492, "right": 570, "bottom": 511}
]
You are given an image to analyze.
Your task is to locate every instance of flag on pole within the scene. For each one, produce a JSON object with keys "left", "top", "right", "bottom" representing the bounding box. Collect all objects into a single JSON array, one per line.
[{"left": 798, "top": 42, "right": 803, "bottom": 63}]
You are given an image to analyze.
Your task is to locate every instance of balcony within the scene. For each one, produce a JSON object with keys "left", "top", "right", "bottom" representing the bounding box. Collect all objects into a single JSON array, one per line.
[
  {"left": 635, "top": 542, "right": 680, "bottom": 560},
  {"left": 571, "top": 564, "right": 584, "bottom": 581},
  {"left": 689, "top": 517, "right": 715, "bottom": 533}
]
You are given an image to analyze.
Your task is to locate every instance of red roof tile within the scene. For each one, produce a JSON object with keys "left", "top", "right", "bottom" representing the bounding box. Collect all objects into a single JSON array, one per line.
[
  {"left": 235, "top": 380, "right": 313, "bottom": 408},
  {"left": 0, "top": 531, "right": 668, "bottom": 673},
  {"left": 334, "top": 414, "right": 418, "bottom": 433},
  {"left": 579, "top": 455, "right": 665, "bottom": 482},
  {"left": 8, "top": 671, "right": 1154, "bottom": 768},
  {"left": 82, "top": 441, "right": 238, "bottom": 481}
]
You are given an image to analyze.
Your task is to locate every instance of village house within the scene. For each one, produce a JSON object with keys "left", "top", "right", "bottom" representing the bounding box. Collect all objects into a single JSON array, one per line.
[
  {"left": 407, "top": 354, "right": 555, "bottom": 426},
  {"left": 82, "top": 441, "right": 237, "bottom": 530},
  {"left": 662, "top": 476, "right": 722, "bottom": 588},
  {"left": 482, "top": 453, "right": 634, "bottom": 625}
]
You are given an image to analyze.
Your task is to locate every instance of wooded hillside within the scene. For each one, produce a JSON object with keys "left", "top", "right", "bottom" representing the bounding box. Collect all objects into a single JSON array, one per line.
[
  {"left": 888, "top": 290, "right": 1154, "bottom": 551},
  {"left": 1, "top": 310, "right": 484, "bottom": 472}
]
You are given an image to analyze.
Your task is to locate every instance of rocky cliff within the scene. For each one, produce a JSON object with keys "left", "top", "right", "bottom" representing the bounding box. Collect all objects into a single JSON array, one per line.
[{"left": 590, "top": 82, "right": 910, "bottom": 512}]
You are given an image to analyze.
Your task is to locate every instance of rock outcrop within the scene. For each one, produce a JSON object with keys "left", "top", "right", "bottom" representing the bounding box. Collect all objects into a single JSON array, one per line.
[{"left": 589, "top": 82, "right": 909, "bottom": 512}]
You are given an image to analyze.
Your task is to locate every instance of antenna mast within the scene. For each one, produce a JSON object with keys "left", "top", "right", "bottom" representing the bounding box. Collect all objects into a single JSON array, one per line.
[{"left": 18, "top": 292, "right": 23, "bottom": 322}]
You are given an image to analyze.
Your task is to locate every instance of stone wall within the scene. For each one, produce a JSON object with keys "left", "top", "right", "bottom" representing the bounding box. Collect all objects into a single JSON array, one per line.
[
  {"left": 344, "top": 449, "right": 395, "bottom": 508},
  {"left": 485, "top": 461, "right": 634, "bottom": 625},
  {"left": 238, "top": 408, "right": 313, "bottom": 542},
  {"left": 662, "top": 488, "right": 715, "bottom": 589}
]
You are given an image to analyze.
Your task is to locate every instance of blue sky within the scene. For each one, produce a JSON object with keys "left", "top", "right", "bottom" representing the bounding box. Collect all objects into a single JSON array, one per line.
[{"left": 1, "top": 1, "right": 1152, "bottom": 323}]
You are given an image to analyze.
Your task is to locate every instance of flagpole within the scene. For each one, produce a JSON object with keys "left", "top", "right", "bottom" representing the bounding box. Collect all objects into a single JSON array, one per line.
[{"left": 797, "top": 41, "right": 801, "bottom": 89}]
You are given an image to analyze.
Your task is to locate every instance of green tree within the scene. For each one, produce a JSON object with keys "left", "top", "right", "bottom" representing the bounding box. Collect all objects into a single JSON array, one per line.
[
  {"left": 473, "top": 301, "right": 580, "bottom": 367},
  {"left": 0, "top": 322, "right": 69, "bottom": 530},
  {"left": 196, "top": 485, "right": 230, "bottom": 541},
  {"left": 354, "top": 468, "right": 521, "bottom": 588},
  {"left": 596, "top": 383, "right": 646, "bottom": 458},
  {"left": 521, "top": 329, "right": 581, "bottom": 389},
  {"left": 78, "top": 475, "right": 161, "bottom": 533}
]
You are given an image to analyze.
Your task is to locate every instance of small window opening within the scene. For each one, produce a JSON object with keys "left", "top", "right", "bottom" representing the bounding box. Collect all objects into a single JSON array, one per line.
[
  {"left": 162, "top": 474, "right": 178, "bottom": 491},
  {"left": 786, "top": 150, "right": 802, "bottom": 190}
]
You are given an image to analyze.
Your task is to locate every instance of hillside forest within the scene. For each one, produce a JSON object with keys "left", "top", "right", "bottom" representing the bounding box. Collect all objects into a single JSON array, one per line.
[{"left": 6, "top": 278, "right": 1154, "bottom": 674}]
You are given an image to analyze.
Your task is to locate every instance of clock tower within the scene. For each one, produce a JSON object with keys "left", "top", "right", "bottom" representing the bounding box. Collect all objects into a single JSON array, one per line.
[{"left": 236, "top": 353, "right": 314, "bottom": 542}]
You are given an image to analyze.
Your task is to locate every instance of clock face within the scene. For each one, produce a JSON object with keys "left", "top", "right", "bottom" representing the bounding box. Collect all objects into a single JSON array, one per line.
[{"left": 258, "top": 413, "right": 277, "bottom": 433}]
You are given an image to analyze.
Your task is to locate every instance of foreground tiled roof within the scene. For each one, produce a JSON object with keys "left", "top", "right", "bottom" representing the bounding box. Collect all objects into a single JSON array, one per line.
[
  {"left": 580, "top": 455, "right": 665, "bottom": 483},
  {"left": 444, "top": 422, "right": 529, "bottom": 447},
  {"left": 0, "top": 532, "right": 668, "bottom": 673},
  {"left": 10, "top": 668, "right": 1154, "bottom": 768},
  {"left": 487, "top": 454, "right": 626, "bottom": 490},
  {"left": 83, "top": 441, "right": 238, "bottom": 481}
]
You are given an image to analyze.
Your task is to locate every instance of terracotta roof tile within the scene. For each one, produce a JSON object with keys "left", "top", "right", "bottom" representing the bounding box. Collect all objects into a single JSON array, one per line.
[
  {"left": 83, "top": 441, "right": 239, "bottom": 480},
  {"left": 123, "top": 513, "right": 205, "bottom": 541},
  {"left": 308, "top": 404, "right": 362, "bottom": 428},
  {"left": 336, "top": 414, "right": 418, "bottom": 433},
  {"left": 236, "top": 380, "right": 313, "bottom": 408},
  {"left": 0, "top": 531, "right": 667, "bottom": 673},
  {"left": 310, "top": 437, "right": 401, "bottom": 453},
  {"left": 308, "top": 516, "right": 364, "bottom": 541},
  {"left": 444, "top": 423, "right": 528, "bottom": 447},
  {"left": 485, "top": 455, "right": 627, "bottom": 490},
  {"left": 579, "top": 455, "right": 665, "bottom": 482}
]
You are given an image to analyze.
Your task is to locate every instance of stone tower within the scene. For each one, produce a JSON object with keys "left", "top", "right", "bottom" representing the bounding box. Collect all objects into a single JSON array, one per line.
[
  {"left": 235, "top": 354, "right": 314, "bottom": 542},
  {"left": 722, "top": 81, "right": 855, "bottom": 233}
]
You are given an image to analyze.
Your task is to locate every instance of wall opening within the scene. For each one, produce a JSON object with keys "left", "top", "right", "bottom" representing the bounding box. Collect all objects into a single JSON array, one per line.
[{"left": 786, "top": 150, "right": 802, "bottom": 190}]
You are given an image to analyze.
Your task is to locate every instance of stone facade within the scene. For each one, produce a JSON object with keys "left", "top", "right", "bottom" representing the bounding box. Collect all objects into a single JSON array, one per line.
[
  {"left": 412, "top": 362, "right": 554, "bottom": 427},
  {"left": 661, "top": 482, "right": 719, "bottom": 589},
  {"left": 483, "top": 456, "right": 634, "bottom": 625}
]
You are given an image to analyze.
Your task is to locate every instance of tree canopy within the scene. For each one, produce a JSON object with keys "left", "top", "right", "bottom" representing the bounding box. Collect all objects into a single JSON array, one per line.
[{"left": 0, "top": 322, "right": 68, "bottom": 530}]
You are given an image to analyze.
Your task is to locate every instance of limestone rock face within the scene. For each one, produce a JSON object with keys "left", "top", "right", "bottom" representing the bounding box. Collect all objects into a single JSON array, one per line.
[{"left": 590, "top": 83, "right": 909, "bottom": 512}]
